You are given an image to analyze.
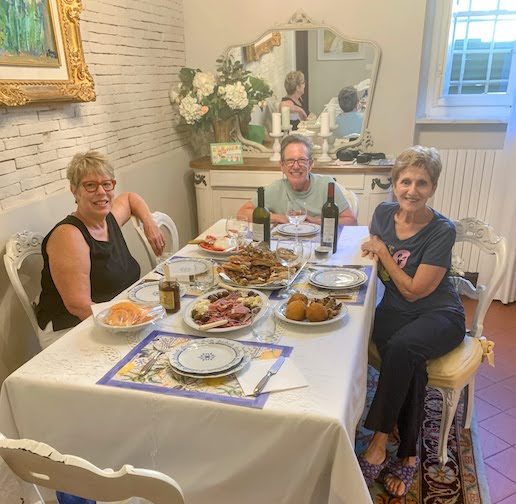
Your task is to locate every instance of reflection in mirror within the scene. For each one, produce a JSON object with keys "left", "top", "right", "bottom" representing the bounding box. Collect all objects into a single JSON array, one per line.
[{"left": 226, "top": 15, "right": 380, "bottom": 155}]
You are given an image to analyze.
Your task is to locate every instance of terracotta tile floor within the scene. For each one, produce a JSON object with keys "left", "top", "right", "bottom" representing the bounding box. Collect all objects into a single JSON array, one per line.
[{"left": 463, "top": 298, "right": 516, "bottom": 503}]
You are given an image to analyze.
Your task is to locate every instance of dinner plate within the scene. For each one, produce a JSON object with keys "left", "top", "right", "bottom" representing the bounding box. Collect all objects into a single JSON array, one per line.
[
  {"left": 274, "top": 300, "right": 348, "bottom": 326},
  {"left": 308, "top": 268, "right": 368, "bottom": 290},
  {"left": 183, "top": 288, "right": 269, "bottom": 333},
  {"left": 198, "top": 240, "right": 248, "bottom": 255},
  {"left": 155, "top": 257, "right": 210, "bottom": 276},
  {"left": 168, "top": 349, "right": 251, "bottom": 378},
  {"left": 128, "top": 281, "right": 186, "bottom": 304},
  {"left": 276, "top": 223, "right": 321, "bottom": 236},
  {"left": 168, "top": 338, "right": 246, "bottom": 374},
  {"left": 95, "top": 304, "right": 165, "bottom": 333}
]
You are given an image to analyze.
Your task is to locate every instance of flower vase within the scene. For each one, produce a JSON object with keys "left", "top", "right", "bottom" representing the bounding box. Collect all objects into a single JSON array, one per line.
[{"left": 212, "top": 117, "right": 233, "bottom": 143}]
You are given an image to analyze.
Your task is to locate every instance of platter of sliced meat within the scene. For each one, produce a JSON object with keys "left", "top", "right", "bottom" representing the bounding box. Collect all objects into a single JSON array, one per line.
[{"left": 183, "top": 288, "right": 269, "bottom": 333}]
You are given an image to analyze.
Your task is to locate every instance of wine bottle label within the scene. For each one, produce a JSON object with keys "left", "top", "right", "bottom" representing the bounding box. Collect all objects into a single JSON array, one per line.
[
  {"left": 322, "top": 218, "right": 336, "bottom": 246},
  {"left": 159, "top": 290, "right": 176, "bottom": 310},
  {"left": 253, "top": 223, "right": 265, "bottom": 242}
]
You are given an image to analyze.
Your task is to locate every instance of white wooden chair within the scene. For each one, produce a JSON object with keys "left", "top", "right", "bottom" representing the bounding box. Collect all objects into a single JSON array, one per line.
[
  {"left": 0, "top": 433, "right": 184, "bottom": 504},
  {"left": 131, "top": 211, "right": 180, "bottom": 268},
  {"left": 335, "top": 182, "right": 359, "bottom": 219},
  {"left": 3, "top": 231, "right": 66, "bottom": 349},
  {"left": 369, "top": 217, "right": 507, "bottom": 465}
]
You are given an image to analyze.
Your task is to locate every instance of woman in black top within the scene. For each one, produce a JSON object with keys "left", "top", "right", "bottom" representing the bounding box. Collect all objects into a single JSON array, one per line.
[
  {"left": 280, "top": 71, "right": 309, "bottom": 130},
  {"left": 36, "top": 150, "right": 165, "bottom": 338}
]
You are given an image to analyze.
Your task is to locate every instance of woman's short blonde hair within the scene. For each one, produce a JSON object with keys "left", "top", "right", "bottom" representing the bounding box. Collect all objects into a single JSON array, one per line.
[
  {"left": 284, "top": 71, "right": 305, "bottom": 95},
  {"left": 66, "top": 150, "right": 115, "bottom": 187},
  {"left": 392, "top": 145, "right": 442, "bottom": 186}
]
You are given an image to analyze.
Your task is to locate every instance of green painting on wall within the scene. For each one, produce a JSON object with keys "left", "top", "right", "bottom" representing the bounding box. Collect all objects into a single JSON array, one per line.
[{"left": 0, "top": 0, "right": 60, "bottom": 67}]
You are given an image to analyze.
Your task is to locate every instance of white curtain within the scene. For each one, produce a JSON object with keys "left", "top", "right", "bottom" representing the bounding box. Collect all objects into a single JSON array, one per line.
[{"left": 487, "top": 94, "right": 516, "bottom": 304}]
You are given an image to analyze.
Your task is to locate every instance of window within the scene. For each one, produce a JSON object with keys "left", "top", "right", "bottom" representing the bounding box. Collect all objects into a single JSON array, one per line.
[{"left": 419, "top": 0, "right": 516, "bottom": 121}]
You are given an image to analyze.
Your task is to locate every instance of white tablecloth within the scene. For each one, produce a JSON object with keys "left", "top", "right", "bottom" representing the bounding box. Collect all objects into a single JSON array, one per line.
[{"left": 0, "top": 222, "right": 375, "bottom": 504}]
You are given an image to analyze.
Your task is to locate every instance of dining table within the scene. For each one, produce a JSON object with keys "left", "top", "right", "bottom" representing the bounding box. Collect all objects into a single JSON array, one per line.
[{"left": 0, "top": 220, "right": 377, "bottom": 504}]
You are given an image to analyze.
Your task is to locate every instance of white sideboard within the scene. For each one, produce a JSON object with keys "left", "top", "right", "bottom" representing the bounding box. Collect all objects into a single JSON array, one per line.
[{"left": 191, "top": 157, "right": 392, "bottom": 232}]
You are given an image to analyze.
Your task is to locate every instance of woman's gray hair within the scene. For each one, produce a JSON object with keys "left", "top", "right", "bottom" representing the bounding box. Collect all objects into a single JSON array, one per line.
[
  {"left": 392, "top": 145, "right": 442, "bottom": 186},
  {"left": 338, "top": 87, "right": 358, "bottom": 112},
  {"left": 284, "top": 71, "right": 305, "bottom": 95},
  {"left": 280, "top": 134, "right": 313, "bottom": 160},
  {"left": 66, "top": 150, "right": 115, "bottom": 187}
]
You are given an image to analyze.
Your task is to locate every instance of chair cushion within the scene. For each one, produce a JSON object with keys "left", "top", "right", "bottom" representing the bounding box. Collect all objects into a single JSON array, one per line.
[{"left": 368, "top": 335, "right": 484, "bottom": 390}]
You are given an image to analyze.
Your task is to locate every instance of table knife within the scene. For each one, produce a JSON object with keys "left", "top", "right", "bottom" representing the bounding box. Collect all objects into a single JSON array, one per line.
[{"left": 253, "top": 355, "right": 286, "bottom": 396}]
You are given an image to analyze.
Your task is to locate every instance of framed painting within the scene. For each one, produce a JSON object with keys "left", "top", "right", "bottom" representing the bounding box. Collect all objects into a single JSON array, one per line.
[
  {"left": 317, "top": 29, "right": 364, "bottom": 61},
  {"left": 0, "top": 0, "right": 95, "bottom": 106}
]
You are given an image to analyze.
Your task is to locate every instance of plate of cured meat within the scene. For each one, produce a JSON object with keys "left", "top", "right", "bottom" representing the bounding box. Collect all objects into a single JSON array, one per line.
[{"left": 183, "top": 288, "right": 269, "bottom": 333}]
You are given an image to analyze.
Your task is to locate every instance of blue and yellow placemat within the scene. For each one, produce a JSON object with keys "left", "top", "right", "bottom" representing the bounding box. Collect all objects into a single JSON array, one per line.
[{"left": 97, "top": 330, "right": 293, "bottom": 409}]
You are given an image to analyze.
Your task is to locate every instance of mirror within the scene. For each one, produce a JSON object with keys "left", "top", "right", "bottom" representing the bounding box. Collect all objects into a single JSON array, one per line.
[{"left": 225, "top": 11, "right": 381, "bottom": 155}]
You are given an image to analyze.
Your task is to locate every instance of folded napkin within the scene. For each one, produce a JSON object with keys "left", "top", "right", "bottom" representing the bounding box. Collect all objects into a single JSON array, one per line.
[{"left": 236, "top": 358, "right": 308, "bottom": 396}]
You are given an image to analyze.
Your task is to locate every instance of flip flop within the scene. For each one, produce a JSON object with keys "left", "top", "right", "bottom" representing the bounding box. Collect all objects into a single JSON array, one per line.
[
  {"left": 382, "top": 457, "right": 419, "bottom": 497},
  {"left": 358, "top": 453, "right": 389, "bottom": 486}
]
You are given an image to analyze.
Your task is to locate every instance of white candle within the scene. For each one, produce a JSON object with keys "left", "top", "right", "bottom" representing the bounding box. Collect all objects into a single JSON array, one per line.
[
  {"left": 329, "top": 106, "right": 336, "bottom": 129},
  {"left": 272, "top": 112, "right": 281, "bottom": 135},
  {"left": 281, "top": 106, "right": 290, "bottom": 130},
  {"left": 320, "top": 112, "right": 330, "bottom": 135}
]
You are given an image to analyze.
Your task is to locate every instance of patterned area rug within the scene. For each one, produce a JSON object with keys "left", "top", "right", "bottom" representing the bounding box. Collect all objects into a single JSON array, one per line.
[{"left": 355, "top": 366, "right": 491, "bottom": 503}]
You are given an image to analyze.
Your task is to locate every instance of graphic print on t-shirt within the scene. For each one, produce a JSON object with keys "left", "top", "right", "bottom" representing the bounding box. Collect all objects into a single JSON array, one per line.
[{"left": 379, "top": 248, "right": 411, "bottom": 282}]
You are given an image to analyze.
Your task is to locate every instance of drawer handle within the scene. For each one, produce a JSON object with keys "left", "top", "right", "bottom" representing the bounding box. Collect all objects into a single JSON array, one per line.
[
  {"left": 371, "top": 177, "right": 392, "bottom": 190},
  {"left": 194, "top": 174, "right": 207, "bottom": 186}
]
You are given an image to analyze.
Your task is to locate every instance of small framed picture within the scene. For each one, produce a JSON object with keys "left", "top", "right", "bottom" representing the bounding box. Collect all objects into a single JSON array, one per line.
[
  {"left": 210, "top": 142, "right": 244, "bottom": 165},
  {"left": 317, "top": 29, "right": 364, "bottom": 61}
]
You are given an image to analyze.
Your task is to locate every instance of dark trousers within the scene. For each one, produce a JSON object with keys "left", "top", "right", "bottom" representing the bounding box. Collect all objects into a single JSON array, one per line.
[{"left": 364, "top": 306, "right": 465, "bottom": 458}]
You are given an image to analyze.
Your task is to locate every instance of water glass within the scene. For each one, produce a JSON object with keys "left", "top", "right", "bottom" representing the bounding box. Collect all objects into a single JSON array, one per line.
[
  {"left": 226, "top": 217, "right": 249, "bottom": 248},
  {"left": 252, "top": 308, "right": 279, "bottom": 343},
  {"left": 193, "top": 259, "right": 215, "bottom": 293}
]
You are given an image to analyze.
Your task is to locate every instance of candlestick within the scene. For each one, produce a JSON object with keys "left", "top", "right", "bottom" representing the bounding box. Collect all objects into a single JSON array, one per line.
[
  {"left": 272, "top": 112, "right": 281, "bottom": 135},
  {"left": 269, "top": 132, "right": 283, "bottom": 162},
  {"left": 281, "top": 106, "right": 290, "bottom": 130},
  {"left": 317, "top": 131, "right": 332, "bottom": 163},
  {"left": 320, "top": 112, "right": 330, "bottom": 136},
  {"left": 328, "top": 106, "right": 336, "bottom": 130}
]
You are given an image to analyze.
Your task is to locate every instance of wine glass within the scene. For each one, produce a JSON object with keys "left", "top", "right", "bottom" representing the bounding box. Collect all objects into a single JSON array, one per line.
[
  {"left": 275, "top": 238, "right": 304, "bottom": 298},
  {"left": 226, "top": 217, "right": 249, "bottom": 250},
  {"left": 286, "top": 200, "right": 307, "bottom": 236}
]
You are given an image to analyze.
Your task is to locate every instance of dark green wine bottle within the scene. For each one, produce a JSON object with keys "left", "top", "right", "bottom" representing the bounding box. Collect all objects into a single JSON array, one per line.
[
  {"left": 252, "top": 187, "right": 271, "bottom": 247},
  {"left": 320, "top": 182, "right": 339, "bottom": 253}
]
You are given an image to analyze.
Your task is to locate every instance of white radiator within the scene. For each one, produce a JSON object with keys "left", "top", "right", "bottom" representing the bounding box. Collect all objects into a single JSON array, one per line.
[{"left": 430, "top": 149, "right": 501, "bottom": 274}]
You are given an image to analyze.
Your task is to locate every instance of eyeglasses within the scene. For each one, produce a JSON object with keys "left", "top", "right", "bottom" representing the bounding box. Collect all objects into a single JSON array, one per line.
[
  {"left": 81, "top": 180, "right": 116, "bottom": 193},
  {"left": 282, "top": 158, "right": 311, "bottom": 169}
]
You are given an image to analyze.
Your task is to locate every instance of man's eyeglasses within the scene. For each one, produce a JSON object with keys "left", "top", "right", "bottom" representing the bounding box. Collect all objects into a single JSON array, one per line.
[
  {"left": 282, "top": 158, "right": 311, "bottom": 169},
  {"left": 81, "top": 180, "right": 116, "bottom": 193}
]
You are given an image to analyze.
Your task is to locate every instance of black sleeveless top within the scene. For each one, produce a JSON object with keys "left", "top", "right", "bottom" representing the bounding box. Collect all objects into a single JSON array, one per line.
[
  {"left": 36, "top": 213, "right": 140, "bottom": 330},
  {"left": 281, "top": 96, "right": 309, "bottom": 130}
]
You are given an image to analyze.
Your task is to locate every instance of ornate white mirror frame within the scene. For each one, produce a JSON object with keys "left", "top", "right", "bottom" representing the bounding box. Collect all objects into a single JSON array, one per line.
[{"left": 226, "top": 10, "right": 381, "bottom": 156}]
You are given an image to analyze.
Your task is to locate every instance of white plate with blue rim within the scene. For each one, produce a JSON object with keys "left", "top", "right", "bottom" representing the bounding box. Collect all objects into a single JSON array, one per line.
[
  {"left": 168, "top": 349, "right": 251, "bottom": 378},
  {"left": 128, "top": 281, "right": 186, "bottom": 304},
  {"left": 168, "top": 337, "right": 246, "bottom": 374},
  {"left": 308, "top": 268, "right": 367, "bottom": 290},
  {"left": 276, "top": 223, "right": 320, "bottom": 236},
  {"left": 155, "top": 257, "right": 210, "bottom": 276}
]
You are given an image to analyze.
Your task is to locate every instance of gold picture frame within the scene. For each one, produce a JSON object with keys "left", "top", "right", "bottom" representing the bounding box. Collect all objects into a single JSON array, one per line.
[
  {"left": 244, "top": 32, "right": 281, "bottom": 62},
  {"left": 0, "top": 0, "right": 95, "bottom": 107}
]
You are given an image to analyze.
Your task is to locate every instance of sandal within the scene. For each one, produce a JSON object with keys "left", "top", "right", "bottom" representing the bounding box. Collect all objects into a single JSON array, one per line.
[
  {"left": 382, "top": 457, "right": 419, "bottom": 497},
  {"left": 358, "top": 453, "right": 389, "bottom": 486}
]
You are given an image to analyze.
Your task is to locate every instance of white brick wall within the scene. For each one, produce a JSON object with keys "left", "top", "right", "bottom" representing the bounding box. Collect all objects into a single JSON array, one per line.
[{"left": 0, "top": 0, "right": 186, "bottom": 211}]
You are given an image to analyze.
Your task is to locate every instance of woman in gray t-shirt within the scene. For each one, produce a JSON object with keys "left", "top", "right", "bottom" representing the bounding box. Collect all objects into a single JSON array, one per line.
[{"left": 357, "top": 146, "right": 465, "bottom": 497}]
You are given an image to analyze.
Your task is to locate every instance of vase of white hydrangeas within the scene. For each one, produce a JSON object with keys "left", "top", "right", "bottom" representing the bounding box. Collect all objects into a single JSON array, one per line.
[{"left": 170, "top": 55, "right": 272, "bottom": 143}]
